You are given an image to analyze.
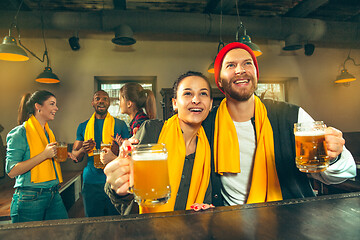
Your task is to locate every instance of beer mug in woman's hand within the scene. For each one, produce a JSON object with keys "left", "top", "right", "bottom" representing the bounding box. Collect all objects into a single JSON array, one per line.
[
  {"left": 294, "top": 121, "right": 329, "bottom": 173},
  {"left": 129, "top": 143, "right": 171, "bottom": 207}
]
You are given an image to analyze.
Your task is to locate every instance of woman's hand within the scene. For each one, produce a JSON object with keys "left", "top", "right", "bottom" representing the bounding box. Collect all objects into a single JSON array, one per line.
[
  {"left": 67, "top": 152, "right": 79, "bottom": 162},
  {"left": 103, "top": 140, "right": 138, "bottom": 196},
  {"left": 325, "top": 127, "right": 345, "bottom": 159},
  {"left": 104, "top": 155, "right": 132, "bottom": 196},
  {"left": 190, "top": 203, "right": 215, "bottom": 211},
  {"left": 112, "top": 134, "right": 124, "bottom": 147},
  {"left": 43, "top": 142, "right": 57, "bottom": 159},
  {"left": 100, "top": 148, "right": 117, "bottom": 165}
]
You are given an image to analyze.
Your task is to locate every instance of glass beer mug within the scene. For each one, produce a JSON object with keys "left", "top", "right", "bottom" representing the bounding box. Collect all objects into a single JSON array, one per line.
[
  {"left": 129, "top": 143, "right": 171, "bottom": 207},
  {"left": 93, "top": 149, "right": 105, "bottom": 169},
  {"left": 294, "top": 121, "right": 329, "bottom": 173},
  {"left": 55, "top": 142, "right": 68, "bottom": 162}
]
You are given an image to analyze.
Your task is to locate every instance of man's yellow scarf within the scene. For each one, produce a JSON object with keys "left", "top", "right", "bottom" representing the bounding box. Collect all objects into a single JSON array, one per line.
[
  {"left": 214, "top": 96, "right": 282, "bottom": 204},
  {"left": 140, "top": 114, "right": 211, "bottom": 214},
  {"left": 84, "top": 112, "right": 115, "bottom": 156},
  {"left": 25, "top": 115, "right": 63, "bottom": 183}
]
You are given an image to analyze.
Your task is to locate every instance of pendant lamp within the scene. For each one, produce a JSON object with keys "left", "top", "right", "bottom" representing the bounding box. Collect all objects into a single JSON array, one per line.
[
  {"left": 335, "top": 52, "right": 359, "bottom": 84},
  {"left": 235, "top": 0, "right": 262, "bottom": 57}
]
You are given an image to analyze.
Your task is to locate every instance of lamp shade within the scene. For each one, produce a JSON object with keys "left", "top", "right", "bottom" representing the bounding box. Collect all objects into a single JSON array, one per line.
[
  {"left": 36, "top": 67, "right": 60, "bottom": 83},
  {"left": 335, "top": 69, "right": 356, "bottom": 83},
  {"left": 0, "top": 35, "right": 29, "bottom": 61},
  {"left": 112, "top": 24, "right": 136, "bottom": 46},
  {"left": 208, "top": 61, "right": 215, "bottom": 73},
  {"left": 239, "top": 35, "right": 262, "bottom": 57},
  {"left": 283, "top": 34, "right": 302, "bottom": 51}
]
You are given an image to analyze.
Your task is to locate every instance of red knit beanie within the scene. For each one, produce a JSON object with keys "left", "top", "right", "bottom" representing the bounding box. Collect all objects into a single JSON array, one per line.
[{"left": 214, "top": 42, "right": 259, "bottom": 94}]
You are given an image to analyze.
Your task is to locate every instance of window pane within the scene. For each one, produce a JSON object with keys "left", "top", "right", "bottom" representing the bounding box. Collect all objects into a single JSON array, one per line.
[{"left": 255, "top": 83, "right": 285, "bottom": 101}]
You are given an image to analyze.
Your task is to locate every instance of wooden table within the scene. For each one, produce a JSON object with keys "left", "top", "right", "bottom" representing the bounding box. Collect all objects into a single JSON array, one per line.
[{"left": 0, "top": 192, "right": 359, "bottom": 239}]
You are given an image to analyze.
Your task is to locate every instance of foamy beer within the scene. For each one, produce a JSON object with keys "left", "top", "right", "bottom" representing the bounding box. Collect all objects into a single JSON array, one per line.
[
  {"left": 101, "top": 142, "right": 111, "bottom": 150},
  {"left": 55, "top": 142, "right": 68, "bottom": 162},
  {"left": 130, "top": 143, "right": 171, "bottom": 207},
  {"left": 294, "top": 121, "right": 329, "bottom": 173},
  {"left": 93, "top": 149, "right": 105, "bottom": 169}
]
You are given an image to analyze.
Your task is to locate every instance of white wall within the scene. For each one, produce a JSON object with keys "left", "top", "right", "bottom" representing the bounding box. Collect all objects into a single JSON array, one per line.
[{"left": 0, "top": 37, "right": 359, "bottom": 146}]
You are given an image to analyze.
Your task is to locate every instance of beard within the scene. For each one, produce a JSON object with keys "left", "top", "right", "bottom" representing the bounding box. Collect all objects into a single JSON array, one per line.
[
  {"left": 221, "top": 77, "right": 257, "bottom": 102},
  {"left": 94, "top": 106, "right": 109, "bottom": 116}
]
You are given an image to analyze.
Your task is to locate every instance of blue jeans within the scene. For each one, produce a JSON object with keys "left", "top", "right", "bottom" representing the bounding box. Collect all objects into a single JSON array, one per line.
[
  {"left": 10, "top": 186, "right": 68, "bottom": 223},
  {"left": 82, "top": 183, "right": 120, "bottom": 217}
]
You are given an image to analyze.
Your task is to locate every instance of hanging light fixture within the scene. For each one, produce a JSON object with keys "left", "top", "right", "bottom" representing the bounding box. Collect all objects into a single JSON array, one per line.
[
  {"left": 112, "top": 24, "right": 136, "bottom": 46},
  {"left": 0, "top": 0, "right": 59, "bottom": 83},
  {"left": 208, "top": 41, "right": 224, "bottom": 73},
  {"left": 208, "top": 0, "right": 224, "bottom": 74},
  {"left": 0, "top": 0, "right": 29, "bottom": 61},
  {"left": 283, "top": 34, "right": 303, "bottom": 51},
  {"left": 335, "top": 51, "right": 359, "bottom": 84},
  {"left": 235, "top": 25, "right": 262, "bottom": 57},
  {"left": 19, "top": 13, "right": 60, "bottom": 83},
  {"left": 235, "top": 0, "right": 262, "bottom": 57}
]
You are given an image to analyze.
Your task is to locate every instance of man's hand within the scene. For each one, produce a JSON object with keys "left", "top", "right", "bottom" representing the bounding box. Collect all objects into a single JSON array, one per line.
[
  {"left": 82, "top": 139, "right": 95, "bottom": 153},
  {"left": 325, "top": 127, "right": 345, "bottom": 159}
]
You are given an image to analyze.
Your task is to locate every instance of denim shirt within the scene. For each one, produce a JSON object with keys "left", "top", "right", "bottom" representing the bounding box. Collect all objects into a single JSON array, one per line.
[{"left": 6, "top": 124, "right": 60, "bottom": 188}]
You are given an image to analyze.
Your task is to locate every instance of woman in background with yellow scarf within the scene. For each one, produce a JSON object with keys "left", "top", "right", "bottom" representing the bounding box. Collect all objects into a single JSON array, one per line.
[
  {"left": 6, "top": 90, "right": 69, "bottom": 223},
  {"left": 103, "top": 71, "right": 214, "bottom": 214}
]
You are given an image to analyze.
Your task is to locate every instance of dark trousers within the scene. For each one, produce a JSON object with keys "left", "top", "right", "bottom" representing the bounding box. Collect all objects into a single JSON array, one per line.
[{"left": 82, "top": 183, "right": 120, "bottom": 217}]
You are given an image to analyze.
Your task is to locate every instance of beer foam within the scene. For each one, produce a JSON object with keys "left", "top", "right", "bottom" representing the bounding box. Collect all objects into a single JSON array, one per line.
[
  {"left": 295, "top": 131, "right": 325, "bottom": 136},
  {"left": 132, "top": 153, "right": 168, "bottom": 161}
]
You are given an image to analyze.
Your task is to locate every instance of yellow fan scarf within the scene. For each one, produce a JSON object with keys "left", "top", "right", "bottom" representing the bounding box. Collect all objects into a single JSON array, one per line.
[
  {"left": 25, "top": 115, "right": 63, "bottom": 183},
  {"left": 214, "top": 96, "right": 282, "bottom": 204},
  {"left": 84, "top": 112, "right": 115, "bottom": 156},
  {"left": 140, "top": 114, "right": 211, "bottom": 214}
]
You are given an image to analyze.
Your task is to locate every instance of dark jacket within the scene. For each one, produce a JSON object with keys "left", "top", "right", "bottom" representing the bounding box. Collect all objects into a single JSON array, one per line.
[{"left": 202, "top": 99, "right": 315, "bottom": 206}]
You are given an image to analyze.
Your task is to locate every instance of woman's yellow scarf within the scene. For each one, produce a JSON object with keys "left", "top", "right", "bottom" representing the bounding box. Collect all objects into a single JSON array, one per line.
[
  {"left": 25, "top": 115, "right": 63, "bottom": 183},
  {"left": 140, "top": 114, "right": 211, "bottom": 214},
  {"left": 214, "top": 96, "right": 282, "bottom": 204},
  {"left": 84, "top": 112, "right": 115, "bottom": 156}
]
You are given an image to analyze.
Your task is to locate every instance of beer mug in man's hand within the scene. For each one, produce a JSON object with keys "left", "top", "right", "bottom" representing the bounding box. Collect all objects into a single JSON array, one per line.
[{"left": 294, "top": 121, "right": 329, "bottom": 173}]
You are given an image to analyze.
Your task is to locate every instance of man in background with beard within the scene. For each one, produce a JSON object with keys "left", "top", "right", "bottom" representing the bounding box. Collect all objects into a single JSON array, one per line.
[
  {"left": 72, "top": 90, "right": 130, "bottom": 217},
  {"left": 203, "top": 42, "right": 356, "bottom": 207}
]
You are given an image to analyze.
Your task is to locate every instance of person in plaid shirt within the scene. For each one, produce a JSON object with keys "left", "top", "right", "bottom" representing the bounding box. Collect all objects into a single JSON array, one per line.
[{"left": 119, "top": 83, "right": 156, "bottom": 136}]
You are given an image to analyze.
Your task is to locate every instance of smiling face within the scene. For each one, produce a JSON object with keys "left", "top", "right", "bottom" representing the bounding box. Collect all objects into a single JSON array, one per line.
[
  {"left": 219, "top": 48, "right": 258, "bottom": 101},
  {"left": 35, "top": 96, "right": 58, "bottom": 122},
  {"left": 92, "top": 91, "right": 110, "bottom": 117},
  {"left": 172, "top": 76, "right": 213, "bottom": 127}
]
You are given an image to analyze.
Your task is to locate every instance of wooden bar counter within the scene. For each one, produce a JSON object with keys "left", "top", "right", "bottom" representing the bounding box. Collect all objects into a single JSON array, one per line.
[{"left": 0, "top": 192, "right": 359, "bottom": 240}]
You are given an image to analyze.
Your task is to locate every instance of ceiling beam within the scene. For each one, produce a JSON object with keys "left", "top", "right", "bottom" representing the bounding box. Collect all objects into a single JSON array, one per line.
[
  {"left": 285, "top": 0, "right": 329, "bottom": 18},
  {"left": 113, "top": 0, "right": 126, "bottom": 10},
  {"left": 204, "top": 0, "right": 235, "bottom": 14},
  {"left": 0, "top": 10, "right": 358, "bottom": 48}
]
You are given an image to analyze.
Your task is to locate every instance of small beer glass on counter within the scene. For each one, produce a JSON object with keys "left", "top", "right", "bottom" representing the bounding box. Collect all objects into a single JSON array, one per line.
[{"left": 294, "top": 121, "right": 329, "bottom": 173}]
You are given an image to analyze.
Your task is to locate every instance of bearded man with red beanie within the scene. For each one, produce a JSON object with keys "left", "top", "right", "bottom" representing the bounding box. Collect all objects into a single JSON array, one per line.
[{"left": 202, "top": 42, "right": 356, "bottom": 207}]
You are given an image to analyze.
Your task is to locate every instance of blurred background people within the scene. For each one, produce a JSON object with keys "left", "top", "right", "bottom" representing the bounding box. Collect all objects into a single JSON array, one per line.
[
  {"left": 71, "top": 90, "right": 130, "bottom": 217},
  {"left": 119, "top": 82, "right": 156, "bottom": 136}
]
